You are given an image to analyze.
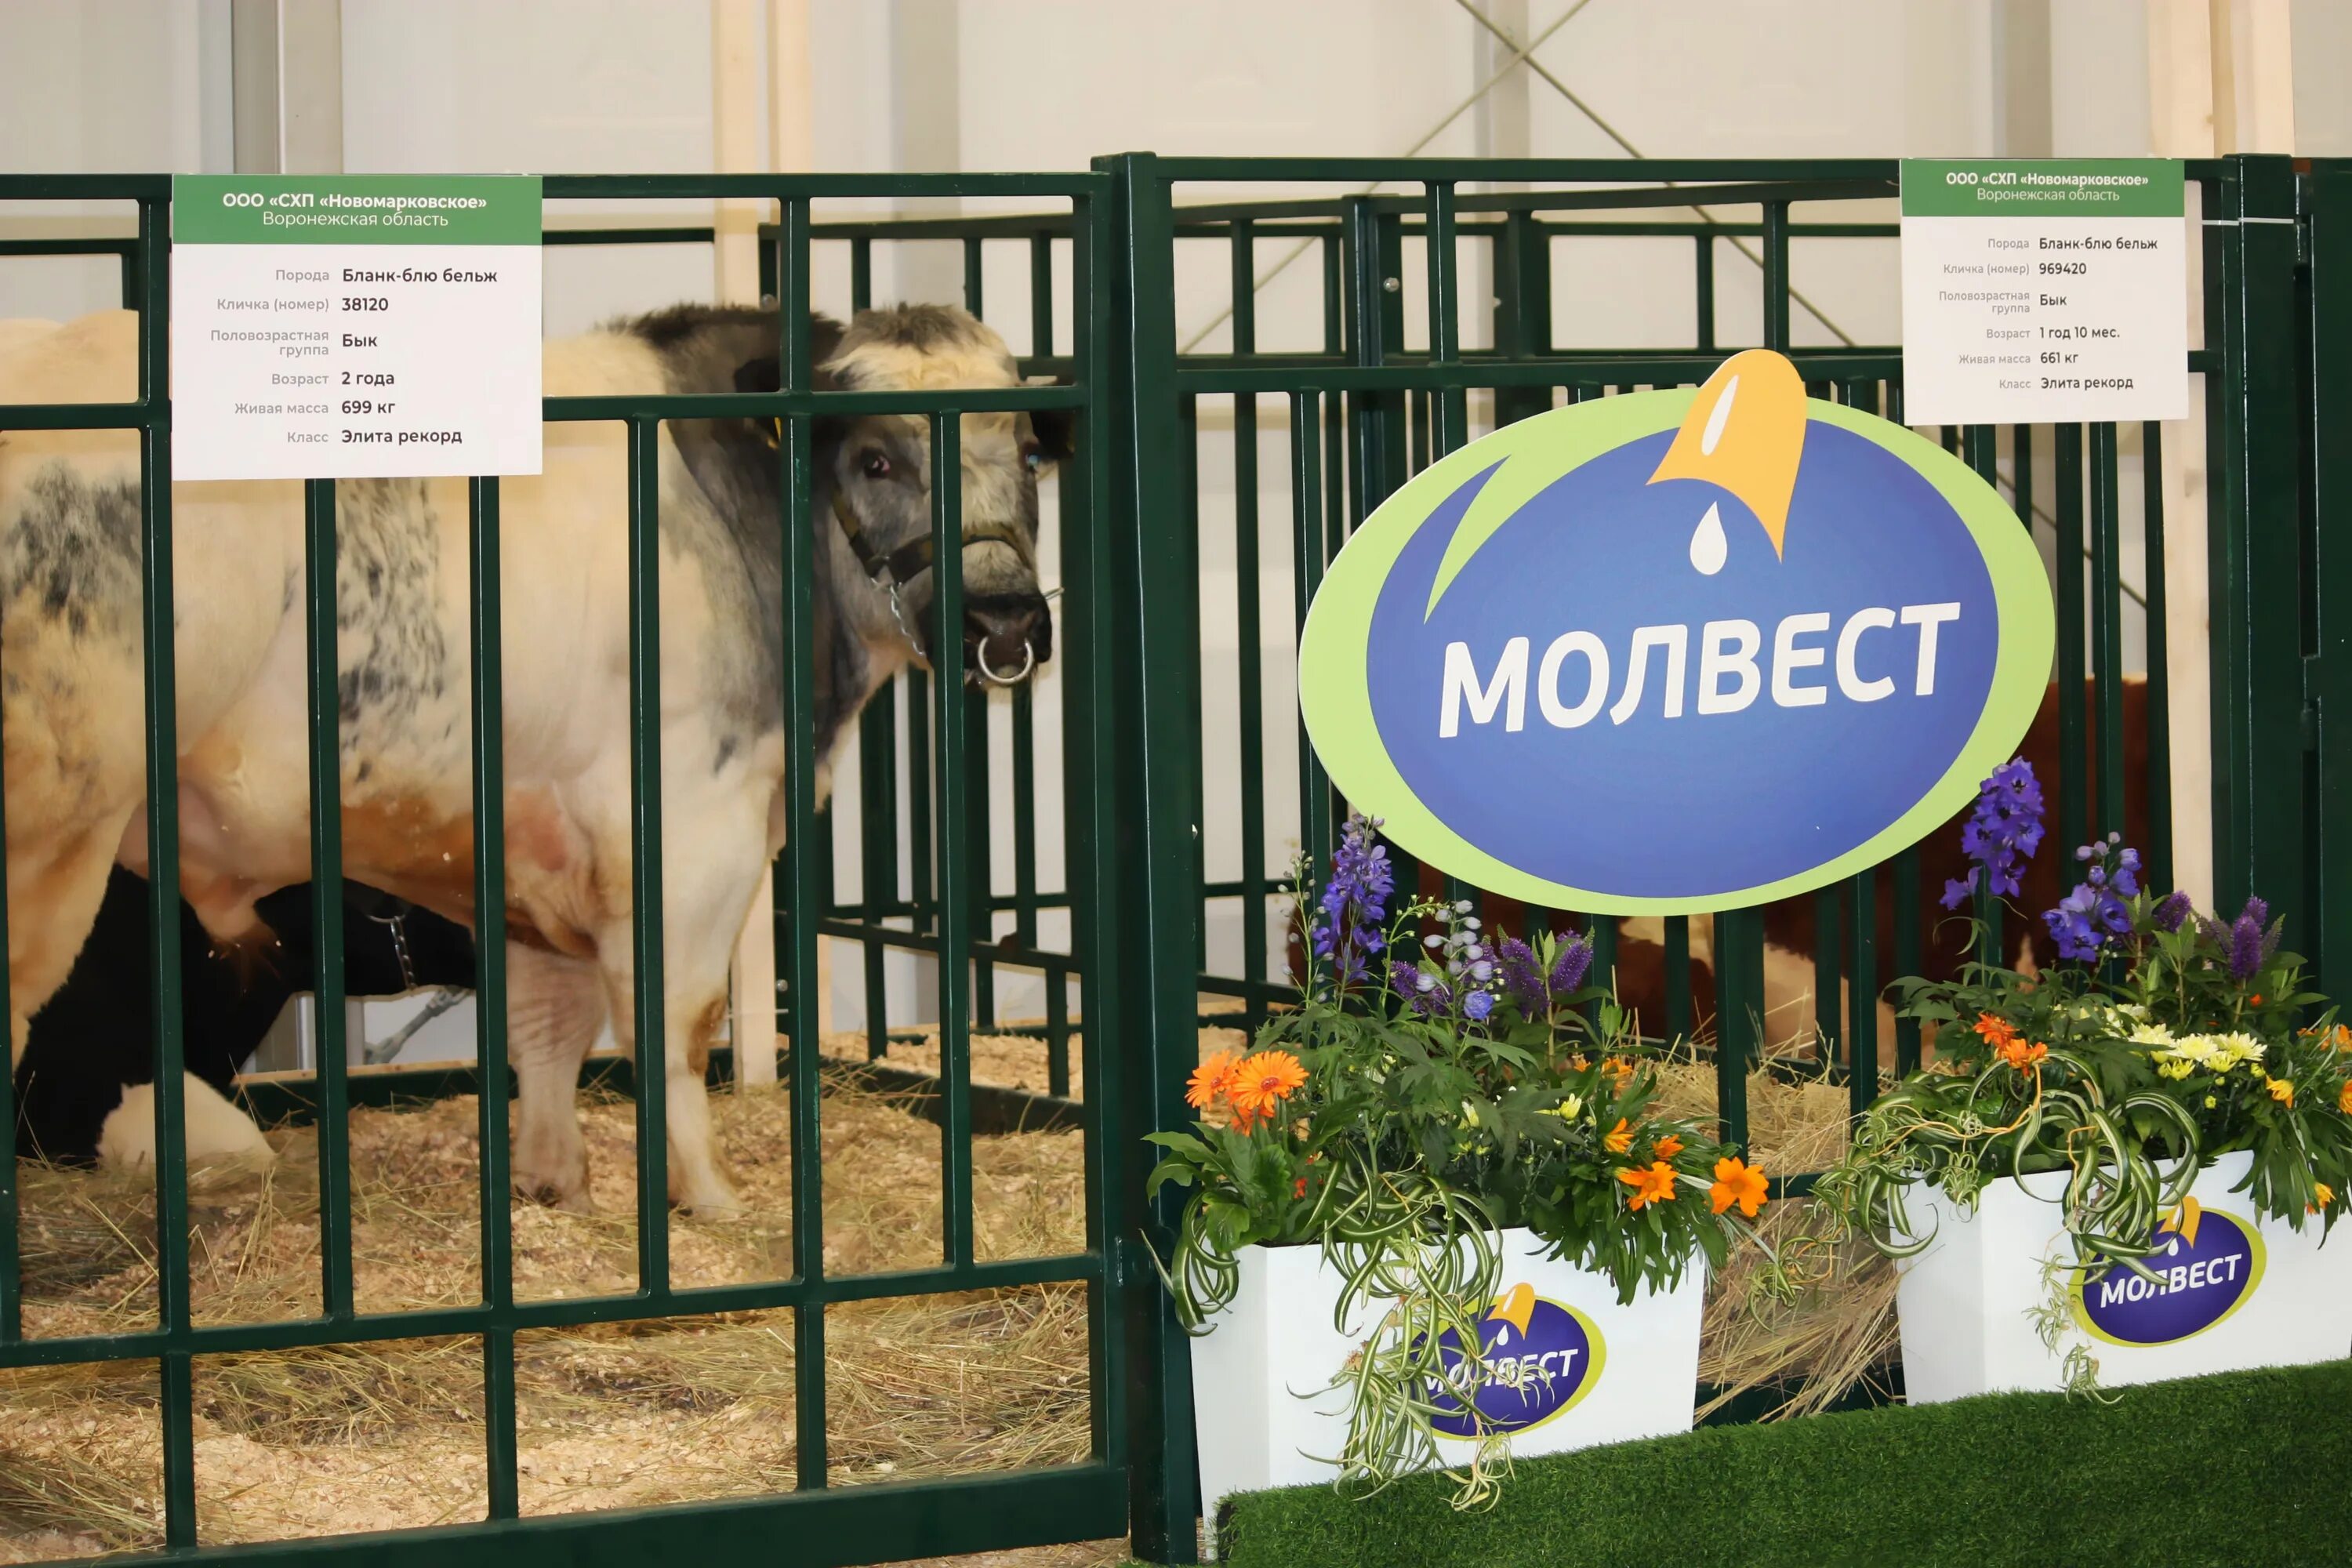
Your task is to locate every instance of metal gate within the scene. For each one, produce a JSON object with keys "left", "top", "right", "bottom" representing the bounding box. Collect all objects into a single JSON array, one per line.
[
  {"left": 0, "top": 171, "right": 1160, "bottom": 1566},
  {"left": 0, "top": 154, "right": 2343, "bottom": 1566}
]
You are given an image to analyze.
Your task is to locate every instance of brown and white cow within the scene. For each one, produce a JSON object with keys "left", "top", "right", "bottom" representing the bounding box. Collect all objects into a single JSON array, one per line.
[{"left": 0, "top": 302, "right": 1063, "bottom": 1213}]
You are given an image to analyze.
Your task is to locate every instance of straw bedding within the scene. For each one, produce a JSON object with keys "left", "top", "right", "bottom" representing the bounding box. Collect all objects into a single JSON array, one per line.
[{"left": 2, "top": 1018, "right": 1887, "bottom": 1563}]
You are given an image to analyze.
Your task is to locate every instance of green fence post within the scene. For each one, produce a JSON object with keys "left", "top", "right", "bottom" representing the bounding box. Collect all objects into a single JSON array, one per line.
[
  {"left": 2207, "top": 154, "right": 2306, "bottom": 931},
  {"left": 2302, "top": 162, "right": 2352, "bottom": 993},
  {"left": 1097, "top": 150, "right": 1203, "bottom": 1566}
]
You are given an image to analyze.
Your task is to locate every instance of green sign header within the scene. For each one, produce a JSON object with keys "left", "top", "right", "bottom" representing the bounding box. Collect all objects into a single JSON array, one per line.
[
  {"left": 1900, "top": 159, "right": 2184, "bottom": 220},
  {"left": 172, "top": 176, "right": 543, "bottom": 246}
]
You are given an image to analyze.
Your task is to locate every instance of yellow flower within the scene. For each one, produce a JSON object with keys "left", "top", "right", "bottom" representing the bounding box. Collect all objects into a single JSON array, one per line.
[
  {"left": 1548, "top": 1092, "right": 1584, "bottom": 1122},
  {"left": 1709, "top": 1156, "right": 1769, "bottom": 1218},
  {"left": 2267, "top": 1076, "right": 2296, "bottom": 1107}
]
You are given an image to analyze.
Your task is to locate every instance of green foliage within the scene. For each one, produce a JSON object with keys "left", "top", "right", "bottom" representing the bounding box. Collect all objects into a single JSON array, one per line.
[
  {"left": 1148, "top": 839, "right": 1777, "bottom": 1506},
  {"left": 1805, "top": 885, "right": 2352, "bottom": 1358},
  {"left": 1215, "top": 1359, "right": 2352, "bottom": 1568}
]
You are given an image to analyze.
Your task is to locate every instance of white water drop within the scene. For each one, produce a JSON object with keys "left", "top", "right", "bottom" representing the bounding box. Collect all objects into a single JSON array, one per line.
[{"left": 1689, "top": 500, "right": 1728, "bottom": 575}]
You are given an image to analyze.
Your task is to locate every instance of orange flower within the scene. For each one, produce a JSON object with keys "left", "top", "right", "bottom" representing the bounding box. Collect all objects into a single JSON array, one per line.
[
  {"left": 2332, "top": 1025, "right": 2352, "bottom": 1052},
  {"left": 1710, "top": 1156, "right": 1769, "bottom": 1218},
  {"left": 1653, "top": 1134, "right": 1685, "bottom": 1161},
  {"left": 2338, "top": 1080, "right": 2352, "bottom": 1116},
  {"left": 2251, "top": 995, "right": 2265, "bottom": 1006},
  {"left": 1603, "top": 1118, "right": 1634, "bottom": 1154},
  {"left": 1602, "top": 1055, "right": 1636, "bottom": 1087},
  {"left": 1228, "top": 1050, "right": 1308, "bottom": 1122},
  {"left": 1567, "top": 1054, "right": 1590, "bottom": 1072},
  {"left": 1618, "top": 1161, "right": 1680, "bottom": 1210},
  {"left": 1185, "top": 1051, "right": 1239, "bottom": 1112},
  {"left": 1973, "top": 1013, "right": 2020, "bottom": 1049},
  {"left": 1294, "top": 1176, "right": 1309, "bottom": 1200},
  {"left": 2267, "top": 1076, "right": 2296, "bottom": 1107},
  {"left": 1994, "top": 1036, "right": 2049, "bottom": 1073},
  {"left": 2312, "top": 1182, "right": 2335, "bottom": 1216}
]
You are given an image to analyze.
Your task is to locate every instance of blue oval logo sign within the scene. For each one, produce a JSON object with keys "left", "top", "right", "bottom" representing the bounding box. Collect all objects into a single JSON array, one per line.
[
  {"left": 1425, "top": 1286, "right": 1604, "bottom": 1439},
  {"left": 1298, "top": 351, "right": 2056, "bottom": 913},
  {"left": 2071, "top": 1207, "right": 2267, "bottom": 1347}
]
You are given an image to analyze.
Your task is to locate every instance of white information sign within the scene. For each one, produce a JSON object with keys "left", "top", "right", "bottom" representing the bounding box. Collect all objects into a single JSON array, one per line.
[
  {"left": 169, "top": 175, "right": 543, "bottom": 481},
  {"left": 1900, "top": 159, "right": 2189, "bottom": 426}
]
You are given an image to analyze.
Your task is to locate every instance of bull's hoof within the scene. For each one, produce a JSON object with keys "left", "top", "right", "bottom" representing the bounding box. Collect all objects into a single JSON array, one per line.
[
  {"left": 513, "top": 1175, "right": 593, "bottom": 1214},
  {"left": 669, "top": 1184, "right": 744, "bottom": 1220}
]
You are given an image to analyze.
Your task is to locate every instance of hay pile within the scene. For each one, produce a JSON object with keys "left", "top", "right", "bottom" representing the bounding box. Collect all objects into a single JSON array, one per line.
[{"left": 2, "top": 1068, "right": 1090, "bottom": 1559}]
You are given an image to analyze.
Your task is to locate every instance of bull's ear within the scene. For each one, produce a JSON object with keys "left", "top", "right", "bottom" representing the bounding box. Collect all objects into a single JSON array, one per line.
[
  {"left": 732, "top": 354, "right": 783, "bottom": 448},
  {"left": 733, "top": 353, "right": 848, "bottom": 452},
  {"left": 1029, "top": 399, "right": 1077, "bottom": 466}
]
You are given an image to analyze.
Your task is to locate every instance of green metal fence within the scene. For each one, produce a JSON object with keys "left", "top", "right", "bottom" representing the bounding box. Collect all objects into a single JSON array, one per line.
[
  {"left": 0, "top": 170, "right": 1146, "bottom": 1567},
  {"left": 0, "top": 154, "right": 2343, "bottom": 1566}
]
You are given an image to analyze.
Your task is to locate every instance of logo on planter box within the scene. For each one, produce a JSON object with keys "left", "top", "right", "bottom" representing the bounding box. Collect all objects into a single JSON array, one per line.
[
  {"left": 1425, "top": 1284, "right": 1606, "bottom": 1438},
  {"left": 2071, "top": 1203, "right": 2267, "bottom": 1347},
  {"left": 1296, "top": 349, "right": 2055, "bottom": 914}
]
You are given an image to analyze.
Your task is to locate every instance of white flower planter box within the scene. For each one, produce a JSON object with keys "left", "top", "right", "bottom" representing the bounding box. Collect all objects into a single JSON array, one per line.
[
  {"left": 1895, "top": 1149, "right": 2352, "bottom": 1403},
  {"left": 1188, "top": 1227, "right": 1704, "bottom": 1534}
]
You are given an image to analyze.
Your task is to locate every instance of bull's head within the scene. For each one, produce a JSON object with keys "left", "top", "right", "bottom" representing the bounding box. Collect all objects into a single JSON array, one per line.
[{"left": 739, "top": 304, "right": 1069, "bottom": 688}]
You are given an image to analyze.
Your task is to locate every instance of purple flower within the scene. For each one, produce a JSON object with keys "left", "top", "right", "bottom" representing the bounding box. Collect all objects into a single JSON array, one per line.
[
  {"left": 1943, "top": 758, "right": 2045, "bottom": 909},
  {"left": 1548, "top": 934, "right": 1594, "bottom": 998},
  {"left": 1311, "top": 813, "right": 1392, "bottom": 987},
  {"left": 2153, "top": 890, "right": 2192, "bottom": 933},
  {"left": 2228, "top": 915, "right": 2263, "bottom": 982},
  {"left": 1392, "top": 959, "right": 1450, "bottom": 1016},
  {"left": 2040, "top": 834, "right": 2143, "bottom": 964},
  {"left": 1463, "top": 989, "right": 1495, "bottom": 1023},
  {"left": 1497, "top": 935, "right": 1544, "bottom": 1012}
]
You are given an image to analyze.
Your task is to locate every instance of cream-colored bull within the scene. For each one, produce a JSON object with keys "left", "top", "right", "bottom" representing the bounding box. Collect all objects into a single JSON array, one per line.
[{"left": 0, "top": 304, "right": 1056, "bottom": 1213}]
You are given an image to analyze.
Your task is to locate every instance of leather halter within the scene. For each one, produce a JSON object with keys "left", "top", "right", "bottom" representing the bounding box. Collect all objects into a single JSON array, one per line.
[{"left": 828, "top": 485, "right": 1032, "bottom": 592}]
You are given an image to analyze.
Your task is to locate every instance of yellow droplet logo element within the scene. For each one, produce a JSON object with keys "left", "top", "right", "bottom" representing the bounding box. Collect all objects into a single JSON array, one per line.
[
  {"left": 1646, "top": 348, "right": 1809, "bottom": 561},
  {"left": 1486, "top": 1282, "right": 1537, "bottom": 1340}
]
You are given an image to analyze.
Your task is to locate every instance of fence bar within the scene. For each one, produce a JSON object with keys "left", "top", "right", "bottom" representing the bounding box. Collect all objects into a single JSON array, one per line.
[
  {"left": 907, "top": 667, "right": 935, "bottom": 932},
  {"left": 1663, "top": 916, "right": 1690, "bottom": 1044},
  {"left": 2054, "top": 423, "right": 2088, "bottom": 870},
  {"left": 466, "top": 474, "right": 518, "bottom": 1519},
  {"left": 1231, "top": 222, "right": 1269, "bottom": 1026},
  {"left": 1179, "top": 392, "right": 1207, "bottom": 971},
  {"left": 930, "top": 412, "right": 976, "bottom": 1269},
  {"left": 124, "top": 194, "right": 198, "bottom": 1549},
  {"left": 2142, "top": 420, "right": 2173, "bottom": 891},
  {"left": 2089, "top": 423, "right": 2126, "bottom": 838},
  {"left": 1893, "top": 848, "right": 1922, "bottom": 1074},
  {"left": 300, "top": 477, "right": 356, "bottom": 1319},
  {"left": 1811, "top": 888, "right": 1840, "bottom": 1060},
  {"left": 1290, "top": 391, "right": 1334, "bottom": 874},
  {"left": 626, "top": 417, "right": 670, "bottom": 1293},
  {"left": 1847, "top": 872, "right": 1878, "bottom": 1120},
  {"left": 851, "top": 238, "right": 873, "bottom": 313},
  {"left": 1693, "top": 234, "right": 1715, "bottom": 351},
  {"left": 859, "top": 698, "right": 896, "bottom": 1058},
  {"left": 775, "top": 194, "right": 832, "bottom": 1494},
  {"left": 967, "top": 688, "right": 997, "bottom": 1028}
]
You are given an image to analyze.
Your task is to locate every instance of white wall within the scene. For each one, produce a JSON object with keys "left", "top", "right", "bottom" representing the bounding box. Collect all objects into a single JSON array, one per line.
[{"left": 1, "top": 0, "right": 2343, "bottom": 1050}]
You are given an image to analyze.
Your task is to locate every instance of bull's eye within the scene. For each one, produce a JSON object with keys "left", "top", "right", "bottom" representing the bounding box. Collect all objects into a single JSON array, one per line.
[
  {"left": 1021, "top": 440, "right": 1044, "bottom": 475},
  {"left": 861, "top": 451, "right": 892, "bottom": 480}
]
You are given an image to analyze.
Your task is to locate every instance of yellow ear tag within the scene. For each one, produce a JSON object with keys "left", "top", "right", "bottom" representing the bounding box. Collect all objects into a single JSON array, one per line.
[{"left": 1645, "top": 348, "right": 1809, "bottom": 559}]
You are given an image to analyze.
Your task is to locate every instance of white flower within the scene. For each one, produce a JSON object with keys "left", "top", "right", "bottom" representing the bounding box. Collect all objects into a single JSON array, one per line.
[
  {"left": 2169, "top": 1033, "right": 2222, "bottom": 1065},
  {"left": 2210, "top": 1031, "right": 2266, "bottom": 1071},
  {"left": 2129, "top": 1022, "right": 2176, "bottom": 1047}
]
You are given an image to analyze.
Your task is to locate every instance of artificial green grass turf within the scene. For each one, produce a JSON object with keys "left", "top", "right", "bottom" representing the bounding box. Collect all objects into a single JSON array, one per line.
[{"left": 1218, "top": 1358, "right": 2352, "bottom": 1568}]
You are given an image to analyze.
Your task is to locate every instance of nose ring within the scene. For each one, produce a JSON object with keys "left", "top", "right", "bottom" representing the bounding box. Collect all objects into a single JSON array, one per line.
[{"left": 975, "top": 637, "right": 1036, "bottom": 686}]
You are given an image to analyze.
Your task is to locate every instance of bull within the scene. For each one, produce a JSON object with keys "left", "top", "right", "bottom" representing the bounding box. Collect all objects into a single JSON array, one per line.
[{"left": 0, "top": 301, "right": 1065, "bottom": 1213}]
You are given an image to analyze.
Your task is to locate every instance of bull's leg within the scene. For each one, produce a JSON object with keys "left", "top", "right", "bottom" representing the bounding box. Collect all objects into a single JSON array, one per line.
[
  {"left": 506, "top": 941, "right": 606, "bottom": 1211},
  {"left": 596, "top": 946, "right": 739, "bottom": 1217}
]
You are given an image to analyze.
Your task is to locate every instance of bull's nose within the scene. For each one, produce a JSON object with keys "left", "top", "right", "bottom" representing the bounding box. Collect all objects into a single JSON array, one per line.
[{"left": 964, "top": 593, "right": 1051, "bottom": 684}]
